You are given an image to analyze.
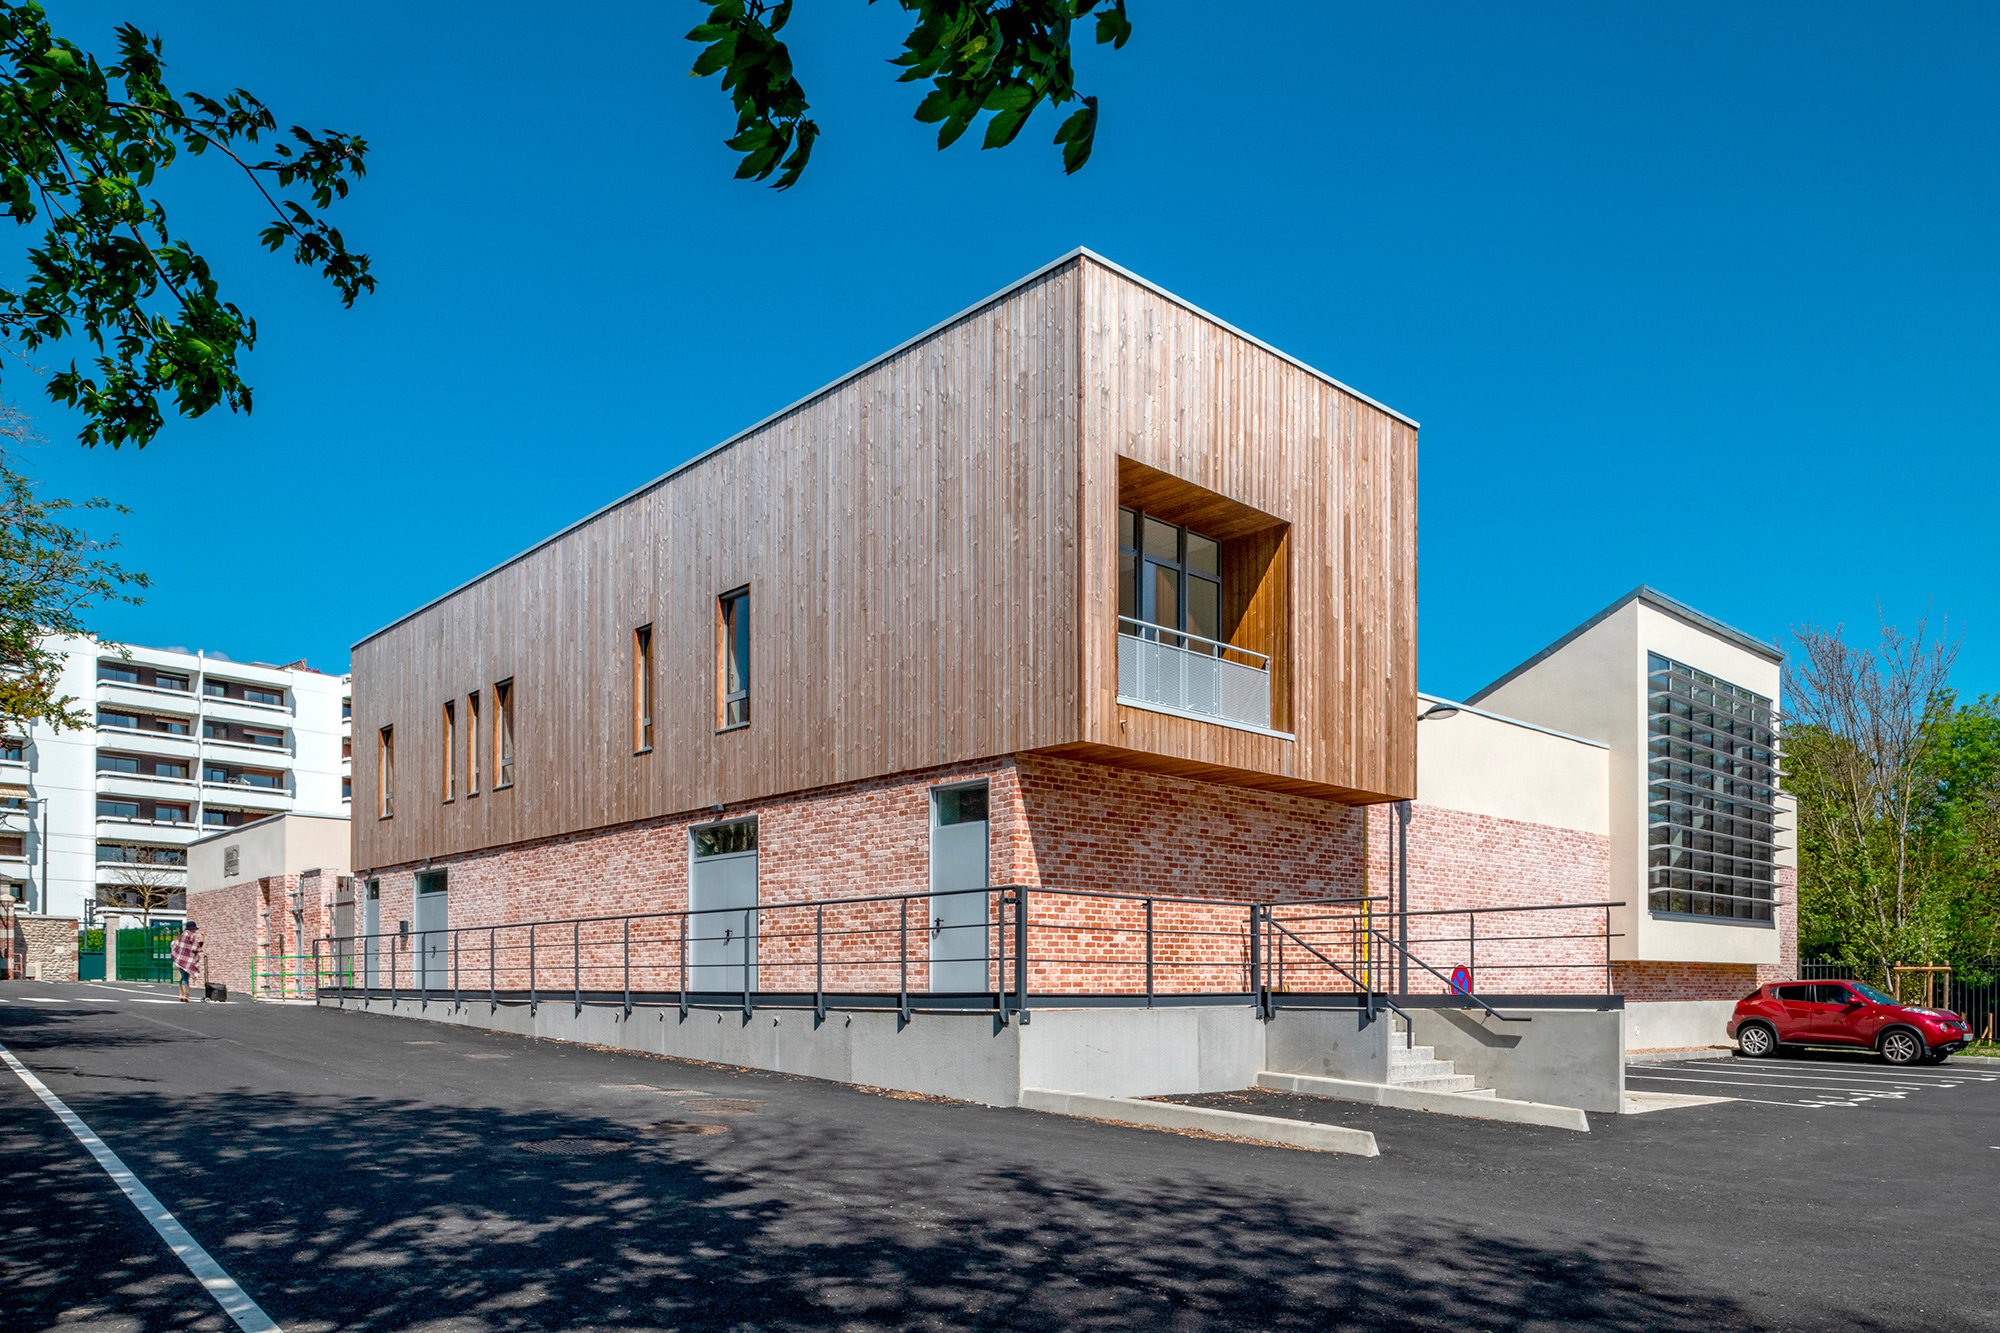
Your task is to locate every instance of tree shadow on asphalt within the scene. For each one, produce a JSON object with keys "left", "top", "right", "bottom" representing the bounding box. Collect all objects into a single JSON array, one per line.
[{"left": 3, "top": 1003, "right": 1922, "bottom": 1333}]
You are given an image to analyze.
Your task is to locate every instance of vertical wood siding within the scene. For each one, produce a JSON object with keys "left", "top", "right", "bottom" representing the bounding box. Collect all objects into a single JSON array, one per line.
[
  {"left": 1075, "top": 259, "right": 1417, "bottom": 802},
  {"left": 354, "top": 266, "right": 1081, "bottom": 871}
]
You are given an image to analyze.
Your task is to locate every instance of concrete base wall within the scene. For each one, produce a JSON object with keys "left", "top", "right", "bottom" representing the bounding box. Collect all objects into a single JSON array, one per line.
[
  {"left": 1018, "top": 1006, "right": 1265, "bottom": 1098},
  {"left": 1264, "top": 1009, "right": 1394, "bottom": 1083},
  {"left": 1626, "top": 999, "right": 1737, "bottom": 1051},
  {"left": 1407, "top": 1008, "right": 1626, "bottom": 1114}
]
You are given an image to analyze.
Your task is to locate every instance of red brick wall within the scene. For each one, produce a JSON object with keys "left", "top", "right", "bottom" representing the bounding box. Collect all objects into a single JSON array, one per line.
[
  {"left": 1357, "top": 802, "right": 1614, "bottom": 994},
  {"left": 188, "top": 880, "right": 260, "bottom": 994},
  {"left": 355, "top": 753, "right": 1366, "bottom": 997},
  {"left": 190, "top": 870, "right": 345, "bottom": 997}
]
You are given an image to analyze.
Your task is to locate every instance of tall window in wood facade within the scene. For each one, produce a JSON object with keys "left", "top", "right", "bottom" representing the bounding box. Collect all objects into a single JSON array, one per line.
[
  {"left": 494, "top": 679, "right": 515, "bottom": 786},
  {"left": 718, "top": 589, "right": 750, "bottom": 728},
  {"left": 633, "top": 624, "right": 654, "bottom": 752},
  {"left": 378, "top": 726, "right": 395, "bottom": 817},
  {"left": 441, "top": 700, "right": 456, "bottom": 801},
  {"left": 1118, "top": 508, "right": 1222, "bottom": 650},
  {"left": 466, "top": 690, "right": 481, "bottom": 795}
]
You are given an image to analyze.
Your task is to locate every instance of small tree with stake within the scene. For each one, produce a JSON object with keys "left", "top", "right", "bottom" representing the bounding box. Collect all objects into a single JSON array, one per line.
[{"left": 99, "top": 848, "right": 180, "bottom": 928}]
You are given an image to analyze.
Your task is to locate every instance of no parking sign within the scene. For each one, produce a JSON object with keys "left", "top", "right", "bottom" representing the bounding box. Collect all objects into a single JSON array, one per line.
[{"left": 1450, "top": 965, "right": 1474, "bottom": 994}]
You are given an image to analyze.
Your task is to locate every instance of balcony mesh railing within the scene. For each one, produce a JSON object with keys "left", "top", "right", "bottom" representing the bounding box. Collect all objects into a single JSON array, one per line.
[{"left": 1117, "top": 617, "right": 1272, "bottom": 730}]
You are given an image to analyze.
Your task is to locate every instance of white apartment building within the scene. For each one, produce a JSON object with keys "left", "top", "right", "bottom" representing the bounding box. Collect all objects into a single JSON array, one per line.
[{"left": 0, "top": 638, "right": 352, "bottom": 921}]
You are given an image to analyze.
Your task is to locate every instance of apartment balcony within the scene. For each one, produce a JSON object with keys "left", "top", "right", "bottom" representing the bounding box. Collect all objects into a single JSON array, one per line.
[
  {"left": 200, "top": 694, "right": 293, "bottom": 725},
  {"left": 96, "top": 680, "right": 199, "bottom": 716},
  {"left": 96, "top": 858, "right": 188, "bottom": 878},
  {"left": 96, "top": 770, "right": 200, "bottom": 801},
  {"left": 97, "top": 728, "right": 199, "bottom": 760},
  {"left": 202, "top": 734, "right": 293, "bottom": 759},
  {"left": 1116, "top": 617, "right": 1277, "bottom": 735},
  {"left": 201, "top": 779, "right": 295, "bottom": 812},
  {"left": 93, "top": 816, "right": 204, "bottom": 845}
]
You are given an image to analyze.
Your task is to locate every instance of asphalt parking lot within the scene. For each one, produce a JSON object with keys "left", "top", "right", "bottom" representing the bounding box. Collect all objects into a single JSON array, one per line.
[
  {"left": 3, "top": 980, "right": 1997, "bottom": 1332},
  {"left": 1626, "top": 1051, "right": 2000, "bottom": 1109}
]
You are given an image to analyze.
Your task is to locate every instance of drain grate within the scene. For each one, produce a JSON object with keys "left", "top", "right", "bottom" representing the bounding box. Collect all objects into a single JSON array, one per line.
[
  {"left": 519, "top": 1137, "right": 630, "bottom": 1156},
  {"left": 647, "top": 1121, "right": 732, "bottom": 1136}
]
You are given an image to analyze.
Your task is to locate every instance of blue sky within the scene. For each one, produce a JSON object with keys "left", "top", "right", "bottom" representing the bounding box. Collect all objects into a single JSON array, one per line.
[{"left": 16, "top": 2, "right": 1999, "bottom": 700}]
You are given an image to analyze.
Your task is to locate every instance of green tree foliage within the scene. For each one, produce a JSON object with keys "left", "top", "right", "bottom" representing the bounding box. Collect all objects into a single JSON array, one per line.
[
  {"left": 0, "top": 1, "right": 372, "bottom": 448},
  {"left": 687, "top": 0, "right": 1131, "bottom": 190},
  {"left": 1787, "top": 619, "right": 2000, "bottom": 970},
  {"left": 0, "top": 445, "right": 148, "bottom": 732}
]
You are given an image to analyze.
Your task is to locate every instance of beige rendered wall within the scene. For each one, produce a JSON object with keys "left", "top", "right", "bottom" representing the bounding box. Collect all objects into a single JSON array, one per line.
[
  {"left": 1471, "top": 600, "right": 1644, "bottom": 958},
  {"left": 1415, "top": 699, "right": 1608, "bottom": 834},
  {"left": 188, "top": 813, "right": 351, "bottom": 898},
  {"left": 1473, "top": 596, "right": 1785, "bottom": 967},
  {"left": 1625, "top": 601, "right": 1785, "bottom": 966}
]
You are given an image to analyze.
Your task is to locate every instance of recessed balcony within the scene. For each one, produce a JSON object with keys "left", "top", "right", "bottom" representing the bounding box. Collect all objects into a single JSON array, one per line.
[{"left": 1117, "top": 618, "right": 1276, "bottom": 733}]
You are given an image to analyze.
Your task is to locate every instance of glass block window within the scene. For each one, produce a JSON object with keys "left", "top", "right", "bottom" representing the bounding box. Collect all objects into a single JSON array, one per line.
[{"left": 1647, "top": 653, "right": 1779, "bottom": 922}]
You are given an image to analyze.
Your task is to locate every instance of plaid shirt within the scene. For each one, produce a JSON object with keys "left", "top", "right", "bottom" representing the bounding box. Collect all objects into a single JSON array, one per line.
[{"left": 169, "top": 932, "right": 203, "bottom": 973}]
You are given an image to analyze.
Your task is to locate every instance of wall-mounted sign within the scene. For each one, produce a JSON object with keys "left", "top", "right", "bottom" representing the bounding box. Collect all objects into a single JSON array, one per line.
[{"left": 223, "top": 845, "right": 240, "bottom": 877}]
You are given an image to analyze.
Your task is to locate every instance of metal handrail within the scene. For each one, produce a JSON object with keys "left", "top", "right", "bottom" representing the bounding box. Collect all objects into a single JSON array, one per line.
[{"left": 1117, "top": 616, "right": 1270, "bottom": 668}]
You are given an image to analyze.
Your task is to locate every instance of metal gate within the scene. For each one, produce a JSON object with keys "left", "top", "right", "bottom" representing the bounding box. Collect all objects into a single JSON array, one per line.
[
  {"left": 115, "top": 923, "right": 182, "bottom": 982},
  {"left": 77, "top": 928, "right": 105, "bottom": 981}
]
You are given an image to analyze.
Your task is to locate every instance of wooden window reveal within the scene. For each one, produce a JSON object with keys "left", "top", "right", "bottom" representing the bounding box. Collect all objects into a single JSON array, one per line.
[
  {"left": 633, "top": 624, "right": 654, "bottom": 752},
  {"left": 494, "top": 680, "right": 515, "bottom": 787},
  {"left": 466, "top": 690, "right": 481, "bottom": 796},
  {"left": 378, "top": 725, "right": 395, "bottom": 818},
  {"left": 441, "top": 700, "right": 456, "bottom": 802},
  {"left": 718, "top": 589, "right": 750, "bottom": 729}
]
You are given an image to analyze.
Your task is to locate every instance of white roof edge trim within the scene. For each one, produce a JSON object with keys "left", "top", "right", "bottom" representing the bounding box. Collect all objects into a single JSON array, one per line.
[
  {"left": 353, "top": 246, "right": 1419, "bottom": 651},
  {"left": 1417, "top": 692, "right": 1609, "bottom": 751}
]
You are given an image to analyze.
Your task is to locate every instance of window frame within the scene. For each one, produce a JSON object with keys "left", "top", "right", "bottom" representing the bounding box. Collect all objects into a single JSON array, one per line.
[
  {"left": 493, "top": 680, "right": 515, "bottom": 788},
  {"left": 717, "top": 587, "right": 751, "bottom": 731},
  {"left": 378, "top": 724, "right": 396, "bottom": 818},
  {"left": 1117, "top": 507, "right": 1224, "bottom": 652},
  {"left": 633, "top": 624, "right": 654, "bottom": 753},
  {"left": 441, "top": 699, "right": 456, "bottom": 803},
  {"left": 465, "top": 690, "right": 481, "bottom": 796}
]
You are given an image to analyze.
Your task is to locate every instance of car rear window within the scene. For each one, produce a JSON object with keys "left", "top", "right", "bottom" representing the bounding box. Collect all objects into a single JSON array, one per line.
[{"left": 1773, "top": 984, "right": 1815, "bottom": 1001}]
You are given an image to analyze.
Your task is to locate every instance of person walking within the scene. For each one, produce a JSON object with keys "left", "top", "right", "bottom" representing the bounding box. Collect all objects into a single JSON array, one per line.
[{"left": 170, "top": 921, "right": 206, "bottom": 1002}]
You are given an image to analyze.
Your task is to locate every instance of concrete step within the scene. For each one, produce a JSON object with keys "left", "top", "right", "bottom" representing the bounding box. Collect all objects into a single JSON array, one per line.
[
  {"left": 1388, "top": 1044, "right": 1437, "bottom": 1064},
  {"left": 1256, "top": 1071, "right": 1589, "bottom": 1132},
  {"left": 1391, "top": 1072, "right": 1482, "bottom": 1094},
  {"left": 1385, "top": 1057, "right": 1458, "bottom": 1082}
]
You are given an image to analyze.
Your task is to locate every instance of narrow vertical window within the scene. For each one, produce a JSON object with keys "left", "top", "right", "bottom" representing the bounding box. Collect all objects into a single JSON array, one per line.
[
  {"left": 378, "top": 725, "right": 395, "bottom": 817},
  {"left": 466, "top": 690, "right": 481, "bottom": 795},
  {"left": 441, "top": 700, "right": 456, "bottom": 801},
  {"left": 633, "top": 624, "right": 654, "bottom": 752},
  {"left": 718, "top": 588, "right": 750, "bottom": 728},
  {"left": 494, "top": 679, "right": 515, "bottom": 786}
]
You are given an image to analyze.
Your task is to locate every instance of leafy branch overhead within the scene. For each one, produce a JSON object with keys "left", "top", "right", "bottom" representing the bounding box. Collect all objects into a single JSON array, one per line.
[
  {"left": 688, "top": 0, "right": 1131, "bottom": 190},
  {"left": 0, "top": 2, "right": 373, "bottom": 448}
]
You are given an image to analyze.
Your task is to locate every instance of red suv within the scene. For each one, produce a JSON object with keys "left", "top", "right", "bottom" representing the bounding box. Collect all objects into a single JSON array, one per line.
[{"left": 1730, "top": 981, "right": 1972, "bottom": 1065}]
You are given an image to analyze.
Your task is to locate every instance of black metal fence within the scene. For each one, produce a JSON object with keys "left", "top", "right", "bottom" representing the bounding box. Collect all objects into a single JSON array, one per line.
[
  {"left": 1802, "top": 960, "right": 1999, "bottom": 1042},
  {"left": 317, "top": 883, "right": 1625, "bottom": 1029}
]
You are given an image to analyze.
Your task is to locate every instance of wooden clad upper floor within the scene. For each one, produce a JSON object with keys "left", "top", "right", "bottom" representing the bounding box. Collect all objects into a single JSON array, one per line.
[{"left": 351, "top": 251, "right": 1417, "bottom": 872}]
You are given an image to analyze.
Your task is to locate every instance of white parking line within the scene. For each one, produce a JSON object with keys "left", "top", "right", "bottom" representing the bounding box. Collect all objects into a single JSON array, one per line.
[
  {"left": 0, "top": 1042, "right": 283, "bottom": 1333},
  {"left": 1638, "top": 1070, "right": 1934, "bottom": 1091},
  {"left": 1627, "top": 1072, "right": 1910, "bottom": 1098}
]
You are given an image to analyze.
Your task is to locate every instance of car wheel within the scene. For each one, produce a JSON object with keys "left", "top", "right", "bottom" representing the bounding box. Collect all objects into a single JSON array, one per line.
[
  {"left": 1879, "top": 1029, "right": 1926, "bottom": 1066},
  {"left": 1736, "top": 1022, "right": 1778, "bottom": 1058}
]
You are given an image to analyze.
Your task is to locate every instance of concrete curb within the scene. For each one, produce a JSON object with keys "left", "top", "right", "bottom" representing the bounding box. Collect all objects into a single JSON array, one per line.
[
  {"left": 1018, "top": 1088, "right": 1380, "bottom": 1156},
  {"left": 1626, "top": 1048, "right": 1737, "bottom": 1065},
  {"left": 1944, "top": 1052, "right": 2000, "bottom": 1067},
  {"left": 1256, "top": 1071, "right": 1591, "bottom": 1132}
]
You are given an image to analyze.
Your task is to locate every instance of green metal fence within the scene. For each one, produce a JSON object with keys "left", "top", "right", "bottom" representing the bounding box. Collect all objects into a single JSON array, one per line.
[
  {"left": 253, "top": 952, "right": 354, "bottom": 999},
  {"left": 114, "top": 923, "right": 182, "bottom": 982}
]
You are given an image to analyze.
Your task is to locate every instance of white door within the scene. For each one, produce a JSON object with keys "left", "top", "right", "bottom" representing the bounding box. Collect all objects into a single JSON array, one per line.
[
  {"left": 690, "top": 819, "right": 758, "bottom": 992},
  {"left": 414, "top": 871, "right": 449, "bottom": 989},
  {"left": 929, "top": 784, "right": 990, "bottom": 992},
  {"left": 363, "top": 881, "right": 380, "bottom": 988}
]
